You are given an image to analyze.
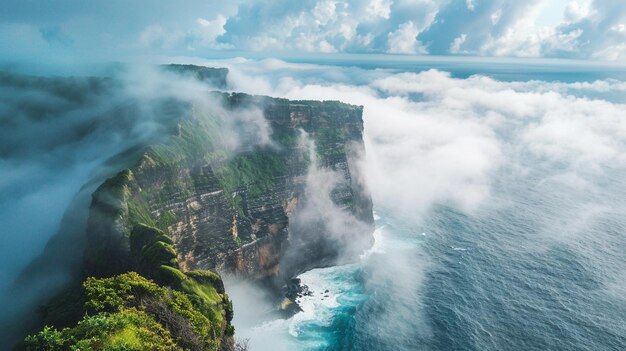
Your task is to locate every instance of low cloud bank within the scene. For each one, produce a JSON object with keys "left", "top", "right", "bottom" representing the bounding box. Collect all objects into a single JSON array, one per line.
[{"left": 210, "top": 59, "right": 626, "bottom": 217}]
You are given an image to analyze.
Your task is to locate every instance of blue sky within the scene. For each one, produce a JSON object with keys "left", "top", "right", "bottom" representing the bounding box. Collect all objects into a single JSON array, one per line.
[{"left": 1, "top": 0, "right": 625, "bottom": 62}]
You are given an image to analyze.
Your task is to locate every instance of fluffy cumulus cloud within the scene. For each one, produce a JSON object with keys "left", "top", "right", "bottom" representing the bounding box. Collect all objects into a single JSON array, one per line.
[
  {"left": 1, "top": 0, "right": 626, "bottom": 61},
  {"left": 192, "top": 0, "right": 626, "bottom": 59},
  {"left": 138, "top": 14, "right": 233, "bottom": 50},
  {"left": 217, "top": 0, "right": 440, "bottom": 54},
  {"left": 388, "top": 21, "right": 427, "bottom": 54}
]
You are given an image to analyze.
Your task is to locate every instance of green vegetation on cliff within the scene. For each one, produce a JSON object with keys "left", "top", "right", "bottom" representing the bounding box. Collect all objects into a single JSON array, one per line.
[
  {"left": 26, "top": 308, "right": 176, "bottom": 351},
  {"left": 33, "top": 169, "right": 234, "bottom": 350},
  {"left": 213, "top": 150, "right": 286, "bottom": 198},
  {"left": 26, "top": 272, "right": 231, "bottom": 351},
  {"left": 145, "top": 119, "right": 224, "bottom": 167}
]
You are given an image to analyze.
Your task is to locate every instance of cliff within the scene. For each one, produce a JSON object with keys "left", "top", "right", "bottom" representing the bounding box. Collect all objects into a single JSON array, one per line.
[
  {"left": 20, "top": 65, "right": 374, "bottom": 349},
  {"left": 85, "top": 92, "right": 374, "bottom": 282}
]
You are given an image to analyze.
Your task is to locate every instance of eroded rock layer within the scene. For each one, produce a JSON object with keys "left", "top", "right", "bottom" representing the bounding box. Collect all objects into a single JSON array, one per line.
[{"left": 85, "top": 93, "right": 374, "bottom": 282}]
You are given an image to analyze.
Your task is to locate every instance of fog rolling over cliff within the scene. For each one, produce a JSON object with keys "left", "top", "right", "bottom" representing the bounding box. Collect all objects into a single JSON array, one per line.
[
  {"left": 0, "top": 64, "right": 374, "bottom": 348},
  {"left": 0, "top": 68, "right": 182, "bottom": 344},
  {"left": 83, "top": 91, "right": 373, "bottom": 280}
]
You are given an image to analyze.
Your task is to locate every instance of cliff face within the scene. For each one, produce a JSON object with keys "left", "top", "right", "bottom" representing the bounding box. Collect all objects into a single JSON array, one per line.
[
  {"left": 85, "top": 92, "right": 374, "bottom": 283},
  {"left": 16, "top": 65, "right": 374, "bottom": 349}
]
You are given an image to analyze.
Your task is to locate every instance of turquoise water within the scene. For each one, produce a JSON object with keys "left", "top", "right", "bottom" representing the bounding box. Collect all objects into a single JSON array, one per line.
[{"left": 289, "top": 216, "right": 428, "bottom": 350}]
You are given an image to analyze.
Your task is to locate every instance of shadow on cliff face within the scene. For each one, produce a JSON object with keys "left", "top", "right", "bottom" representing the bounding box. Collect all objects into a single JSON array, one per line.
[{"left": 0, "top": 65, "right": 273, "bottom": 347}]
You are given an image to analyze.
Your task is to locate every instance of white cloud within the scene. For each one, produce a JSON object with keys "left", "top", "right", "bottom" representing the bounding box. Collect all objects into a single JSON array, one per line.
[
  {"left": 139, "top": 16, "right": 233, "bottom": 51},
  {"left": 4, "top": 0, "right": 626, "bottom": 60},
  {"left": 592, "top": 43, "right": 626, "bottom": 60},
  {"left": 195, "top": 15, "right": 230, "bottom": 49},
  {"left": 466, "top": 0, "right": 475, "bottom": 11},
  {"left": 387, "top": 21, "right": 427, "bottom": 54},
  {"left": 139, "top": 25, "right": 183, "bottom": 48},
  {"left": 491, "top": 8, "right": 503, "bottom": 25},
  {"left": 319, "top": 40, "right": 338, "bottom": 53},
  {"left": 612, "top": 23, "right": 625, "bottom": 32},
  {"left": 522, "top": 98, "right": 626, "bottom": 164},
  {"left": 213, "top": 0, "right": 441, "bottom": 54},
  {"left": 216, "top": 60, "right": 626, "bottom": 213},
  {"left": 466, "top": 0, "right": 625, "bottom": 60},
  {"left": 366, "top": 0, "right": 393, "bottom": 19},
  {"left": 312, "top": 0, "right": 339, "bottom": 25},
  {"left": 476, "top": 2, "right": 586, "bottom": 58},
  {"left": 373, "top": 70, "right": 626, "bottom": 165},
  {"left": 564, "top": 0, "right": 594, "bottom": 23},
  {"left": 450, "top": 33, "right": 467, "bottom": 53}
]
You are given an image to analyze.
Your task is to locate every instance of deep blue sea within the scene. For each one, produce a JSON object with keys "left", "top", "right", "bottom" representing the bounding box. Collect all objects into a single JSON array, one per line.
[
  {"left": 226, "top": 57, "right": 626, "bottom": 351},
  {"left": 283, "top": 173, "right": 626, "bottom": 350},
  {"left": 234, "top": 168, "right": 626, "bottom": 350}
]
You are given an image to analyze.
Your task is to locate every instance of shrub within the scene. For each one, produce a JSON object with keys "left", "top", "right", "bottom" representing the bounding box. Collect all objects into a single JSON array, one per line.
[
  {"left": 83, "top": 272, "right": 164, "bottom": 312},
  {"left": 80, "top": 272, "right": 226, "bottom": 350},
  {"left": 25, "top": 308, "right": 177, "bottom": 351}
]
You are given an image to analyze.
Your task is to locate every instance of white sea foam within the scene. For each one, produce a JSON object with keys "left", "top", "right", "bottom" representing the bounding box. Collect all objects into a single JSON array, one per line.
[
  {"left": 289, "top": 269, "right": 341, "bottom": 337},
  {"left": 361, "top": 226, "right": 386, "bottom": 259},
  {"left": 287, "top": 222, "right": 386, "bottom": 341}
]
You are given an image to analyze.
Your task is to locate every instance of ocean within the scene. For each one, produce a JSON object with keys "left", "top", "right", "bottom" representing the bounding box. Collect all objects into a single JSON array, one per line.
[
  {"left": 226, "top": 57, "right": 626, "bottom": 351},
  {"left": 233, "top": 171, "right": 626, "bottom": 350}
]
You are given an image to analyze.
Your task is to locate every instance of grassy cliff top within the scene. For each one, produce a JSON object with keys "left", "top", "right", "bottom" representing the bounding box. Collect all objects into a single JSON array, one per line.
[{"left": 25, "top": 271, "right": 233, "bottom": 351}]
